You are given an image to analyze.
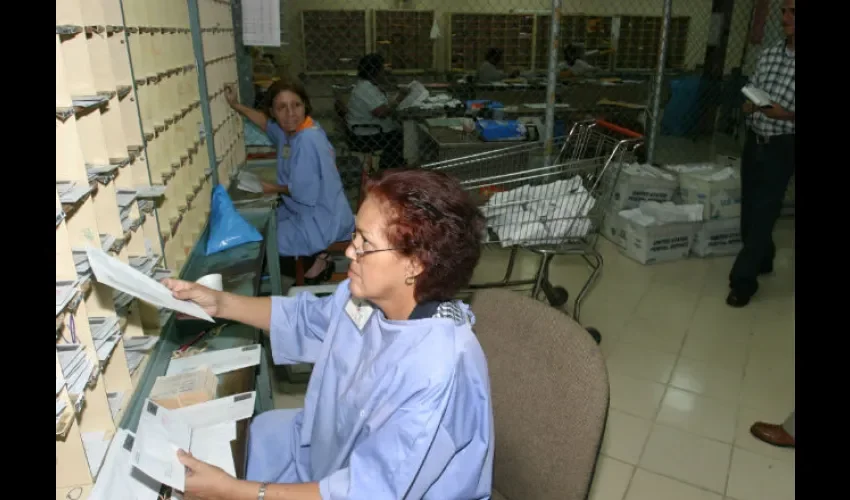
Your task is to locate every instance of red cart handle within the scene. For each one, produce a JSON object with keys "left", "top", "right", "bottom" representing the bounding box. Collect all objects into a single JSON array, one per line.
[{"left": 594, "top": 119, "right": 644, "bottom": 139}]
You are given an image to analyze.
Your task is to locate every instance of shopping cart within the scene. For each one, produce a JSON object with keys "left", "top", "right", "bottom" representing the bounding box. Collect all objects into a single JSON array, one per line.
[{"left": 421, "top": 119, "right": 643, "bottom": 332}]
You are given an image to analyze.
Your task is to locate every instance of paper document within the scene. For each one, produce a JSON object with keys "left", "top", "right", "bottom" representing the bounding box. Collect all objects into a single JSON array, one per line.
[
  {"left": 85, "top": 247, "right": 214, "bottom": 322},
  {"left": 132, "top": 397, "right": 246, "bottom": 492},
  {"left": 165, "top": 344, "right": 262, "bottom": 376},
  {"left": 89, "top": 429, "right": 162, "bottom": 500},
  {"left": 132, "top": 401, "right": 193, "bottom": 490},
  {"left": 236, "top": 171, "right": 264, "bottom": 193},
  {"left": 398, "top": 81, "right": 429, "bottom": 110},
  {"left": 171, "top": 392, "right": 257, "bottom": 429},
  {"left": 741, "top": 85, "right": 772, "bottom": 107}
]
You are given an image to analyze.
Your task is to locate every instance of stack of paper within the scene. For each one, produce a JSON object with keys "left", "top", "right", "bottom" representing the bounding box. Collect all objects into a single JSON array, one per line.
[
  {"left": 129, "top": 255, "right": 162, "bottom": 277},
  {"left": 165, "top": 344, "right": 263, "bottom": 376},
  {"left": 125, "top": 336, "right": 159, "bottom": 375},
  {"left": 117, "top": 190, "right": 139, "bottom": 232},
  {"left": 72, "top": 250, "right": 93, "bottom": 279},
  {"left": 86, "top": 164, "right": 119, "bottom": 184},
  {"left": 130, "top": 393, "right": 256, "bottom": 490},
  {"left": 137, "top": 200, "right": 154, "bottom": 214},
  {"left": 57, "top": 344, "right": 96, "bottom": 409},
  {"left": 236, "top": 170, "right": 263, "bottom": 193},
  {"left": 100, "top": 234, "right": 117, "bottom": 253},
  {"left": 135, "top": 185, "right": 167, "bottom": 198},
  {"left": 56, "top": 282, "right": 78, "bottom": 316},
  {"left": 56, "top": 377, "right": 68, "bottom": 428},
  {"left": 88, "top": 429, "right": 162, "bottom": 500},
  {"left": 89, "top": 317, "right": 122, "bottom": 363},
  {"left": 56, "top": 181, "right": 92, "bottom": 205},
  {"left": 83, "top": 431, "right": 112, "bottom": 477},
  {"left": 56, "top": 398, "right": 68, "bottom": 427},
  {"left": 107, "top": 391, "right": 125, "bottom": 420}
]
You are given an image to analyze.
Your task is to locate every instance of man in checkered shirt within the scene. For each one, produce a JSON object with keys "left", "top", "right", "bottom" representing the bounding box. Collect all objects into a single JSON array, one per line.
[{"left": 727, "top": 0, "right": 795, "bottom": 308}]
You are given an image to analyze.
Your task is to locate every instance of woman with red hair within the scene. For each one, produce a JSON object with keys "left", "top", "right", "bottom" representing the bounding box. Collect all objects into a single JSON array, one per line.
[{"left": 164, "top": 168, "right": 494, "bottom": 500}]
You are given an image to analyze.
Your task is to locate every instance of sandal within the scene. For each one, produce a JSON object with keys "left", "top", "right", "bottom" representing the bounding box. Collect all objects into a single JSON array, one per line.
[{"left": 304, "top": 255, "right": 334, "bottom": 285}]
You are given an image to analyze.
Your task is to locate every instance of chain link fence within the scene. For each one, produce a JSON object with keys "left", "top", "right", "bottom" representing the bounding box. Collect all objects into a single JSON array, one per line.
[{"left": 236, "top": 0, "right": 788, "bottom": 207}]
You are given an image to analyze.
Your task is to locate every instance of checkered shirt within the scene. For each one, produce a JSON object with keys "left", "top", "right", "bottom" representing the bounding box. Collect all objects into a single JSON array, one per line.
[{"left": 747, "top": 40, "right": 795, "bottom": 137}]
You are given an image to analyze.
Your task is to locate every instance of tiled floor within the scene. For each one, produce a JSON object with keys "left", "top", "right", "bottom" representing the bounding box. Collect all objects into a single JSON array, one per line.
[{"left": 271, "top": 217, "right": 795, "bottom": 500}]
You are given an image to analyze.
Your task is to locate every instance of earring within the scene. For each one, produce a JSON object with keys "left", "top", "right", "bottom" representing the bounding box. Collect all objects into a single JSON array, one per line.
[{"left": 404, "top": 276, "right": 415, "bottom": 286}]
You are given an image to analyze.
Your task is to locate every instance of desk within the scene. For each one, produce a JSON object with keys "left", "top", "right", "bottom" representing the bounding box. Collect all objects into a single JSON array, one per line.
[{"left": 119, "top": 206, "right": 280, "bottom": 482}]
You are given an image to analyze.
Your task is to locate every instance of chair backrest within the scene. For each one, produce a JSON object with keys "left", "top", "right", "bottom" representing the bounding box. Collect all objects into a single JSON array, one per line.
[{"left": 470, "top": 289, "right": 609, "bottom": 500}]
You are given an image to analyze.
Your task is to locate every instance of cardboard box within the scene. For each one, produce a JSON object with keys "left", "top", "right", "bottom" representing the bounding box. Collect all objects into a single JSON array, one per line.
[
  {"left": 620, "top": 215, "right": 700, "bottom": 264},
  {"left": 601, "top": 208, "right": 626, "bottom": 248},
  {"left": 693, "top": 218, "right": 742, "bottom": 257},
  {"left": 150, "top": 366, "right": 218, "bottom": 410},
  {"left": 678, "top": 167, "right": 742, "bottom": 220},
  {"left": 610, "top": 164, "right": 678, "bottom": 211}
]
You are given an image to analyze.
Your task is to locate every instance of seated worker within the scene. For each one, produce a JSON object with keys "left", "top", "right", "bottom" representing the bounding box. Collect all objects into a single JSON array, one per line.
[
  {"left": 225, "top": 80, "right": 354, "bottom": 284},
  {"left": 476, "top": 47, "right": 520, "bottom": 83},
  {"left": 165, "top": 168, "right": 495, "bottom": 500},
  {"left": 346, "top": 53, "right": 409, "bottom": 171},
  {"left": 559, "top": 44, "right": 599, "bottom": 77}
]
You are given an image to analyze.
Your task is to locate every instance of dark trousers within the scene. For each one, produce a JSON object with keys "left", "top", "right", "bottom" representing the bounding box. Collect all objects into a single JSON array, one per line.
[
  {"left": 349, "top": 130, "right": 405, "bottom": 170},
  {"left": 729, "top": 130, "right": 795, "bottom": 295}
]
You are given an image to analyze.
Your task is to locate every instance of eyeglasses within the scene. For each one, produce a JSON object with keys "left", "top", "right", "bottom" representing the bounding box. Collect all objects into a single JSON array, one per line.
[{"left": 349, "top": 232, "right": 398, "bottom": 262}]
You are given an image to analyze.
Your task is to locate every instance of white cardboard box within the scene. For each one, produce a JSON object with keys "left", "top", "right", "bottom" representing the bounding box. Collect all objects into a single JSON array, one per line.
[
  {"left": 610, "top": 164, "right": 678, "bottom": 211},
  {"left": 693, "top": 218, "right": 742, "bottom": 257},
  {"left": 678, "top": 167, "right": 742, "bottom": 220},
  {"left": 601, "top": 208, "right": 626, "bottom": 248},
  {"left": 620, "top": 216, "right": 700, "bottom": 265}
]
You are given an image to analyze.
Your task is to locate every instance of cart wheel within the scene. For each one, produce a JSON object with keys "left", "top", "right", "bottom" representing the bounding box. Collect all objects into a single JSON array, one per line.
[
  {"left": 548, "top": 287, "right": 569, "bottom": 307},
  {"left": 586, "top": 327, "right": 602, "bottom": 345}
]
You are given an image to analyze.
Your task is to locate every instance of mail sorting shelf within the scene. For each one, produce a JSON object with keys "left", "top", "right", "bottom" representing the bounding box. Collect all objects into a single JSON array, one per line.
[{"left": 56, "top": 0, "right": 245, "bottom": 497}]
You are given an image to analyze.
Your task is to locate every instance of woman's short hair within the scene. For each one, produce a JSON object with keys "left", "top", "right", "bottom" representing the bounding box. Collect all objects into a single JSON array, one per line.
[
  {"left": 264, "top": 78, "right": 313, "bottom": 117},
  {"left": 366, "top": 169, "right": 486, "bottom": 303},
  {"left": 357, "top": 53, "right": 385, "bottom": 81}
]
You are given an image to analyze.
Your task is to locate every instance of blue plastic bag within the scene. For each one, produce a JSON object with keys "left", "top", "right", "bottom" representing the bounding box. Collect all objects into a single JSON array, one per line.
[{"left": 204, "top": 184, "right": 264, "bottom": 256}]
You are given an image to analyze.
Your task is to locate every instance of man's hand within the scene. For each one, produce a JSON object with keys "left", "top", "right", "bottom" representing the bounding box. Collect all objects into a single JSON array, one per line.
[
  {"left": 178, "top": 449, "right": 239, "bottom": 500},
  {"left": 760, "top": 103, "right": 794, "bottom": 120},
  {"left": 742, "top": 101, "right": 756, "bottom": 114}
]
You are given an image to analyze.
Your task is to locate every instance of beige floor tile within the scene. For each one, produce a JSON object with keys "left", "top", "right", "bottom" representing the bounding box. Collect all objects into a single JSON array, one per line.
[
  {"left": 619, "top": 315, "right": 688, "bottom": 355},
  {"left": 680, "top": 329, "right": 750, "bottom": 373},
  {"left": 726, "top": 447, "right": 795, "bottom": 500},
  {"left": 601, "top": 410, "right": 654, "bottom": 465},
  {"left": 639, "top": 424, "right": 732, "bottom": 494},
  {"left": 670, "top": 356, "right": 745, "bottom": 404},
  {"left": 656, "top": 388, "right": 738, "bottom": 443},
  {"left": 608, "top": 373, "right": 667, "bottom": 420},
  {"left": 625, "top": 469, "right": 723, "bottom": 500},
  {"left": 606, "top": 342, "right": 678, "bottom": 384},
  {"left": 588, "top": 456, "right": 635, "bottom": 500}
]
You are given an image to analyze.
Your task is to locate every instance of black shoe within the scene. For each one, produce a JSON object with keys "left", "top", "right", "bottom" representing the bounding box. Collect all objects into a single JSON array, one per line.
[{"left": 726, "top": 289, "right": 752, "bottom": 308}]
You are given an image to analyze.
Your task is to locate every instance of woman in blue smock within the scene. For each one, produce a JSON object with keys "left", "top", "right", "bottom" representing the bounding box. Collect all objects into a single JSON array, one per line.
[
  {"left": 164, "top": 168, "right": 495, "bottom": 500},
  {"left": 227, "top": 80, "right": 354, "bottom": 283}
]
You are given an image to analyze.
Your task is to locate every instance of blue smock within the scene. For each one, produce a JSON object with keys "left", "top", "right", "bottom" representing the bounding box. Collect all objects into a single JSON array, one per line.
[
  {"left": 265, "top": 119, "right": 355, "bottom": 257},
  {"left": 245, "top": 280, "right": 495, "bottom": 499}
]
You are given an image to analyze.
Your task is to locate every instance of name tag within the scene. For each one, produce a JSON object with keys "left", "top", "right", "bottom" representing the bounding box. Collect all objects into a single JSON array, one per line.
[
  {"left": 345, "top": 299, "right": 374, "bottom": 332},
  {"left": 282, "top": 145, "right": 291, "bottom": 159}
]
